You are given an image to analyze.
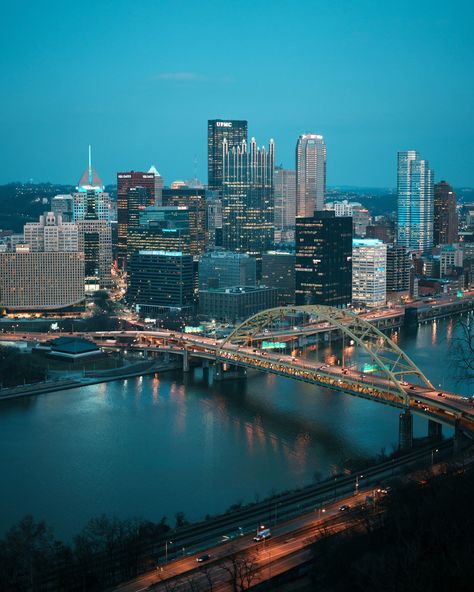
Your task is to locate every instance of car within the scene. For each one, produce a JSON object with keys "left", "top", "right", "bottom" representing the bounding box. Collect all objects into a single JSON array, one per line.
[
  {"left": 409, "top": 386, "right": 416, "bottom": 390},
  {"left": 339, "top": 504, "right": 350, "bottom": 512},
  {"left": 437, "top": 392, "right": 444, "bottom": 397},
  {"left": 196, "top": 554, "right": 211, "bottom": 562}
]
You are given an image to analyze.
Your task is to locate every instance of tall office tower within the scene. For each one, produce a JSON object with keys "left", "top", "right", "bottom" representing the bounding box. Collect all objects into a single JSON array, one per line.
[
  {"left": 222, "top": 137, "right": 274, "bottom": 272},
  {"left": 295, "top": 211, "right": 352, "bottom": 306},
  {"left": 162, "top": 188, "right": 206, "bottom": 256},
  {"left": 274, "top": 167, "right": 296, "bottom": 242},
  {"left": 206, "top": 197, "right": 223, "bottom": 247},
  {"left": 117, "top": 171, "right": 157, "bottom": 269},
  {"left": 0, "top": 250, "right": 84, "bottom": 312},
  {"left": 352, "top": 239, "right": 387, "bottom": 308},
  {"left": 434, "top": 180, "right": 458, "bottom": 245},
  {"left": 51, "top": 195, "right": 74, "bottom": 222},
  {"left": 397, "top": 150, "right": 434, "bottom": 251},
  {"left": 73, "top": 147, "right": 111, "bottom": 221},
  {"left": 24, "top": 212, "right": 79, "bottom": 252},
  {"left": 127, "top": 206, "right": 191, "bottom": 264},
  {"left": 208, "top": 119, "right": 248, "bottom": 192},
  {"left": 261, "top": 250, "right": 295, "bottom": 305},
  {"left": 127, "top": 250, "right": 194, "bottom": 316},
  {"left": 76, "top": 187, "right": 112, "bottom": 291},
  {"left": 386, "top": 244, "right": 410, "bottom": 292},
  {"left": 439, "top": 244, "right": 463, "bottom": 276},
  {"left": 296, "top": 133, "right": 326, "bottom": 216},
  {"left": 149, "top": 165, "right": 164, "bottom": 205},
  {"left": 198, "top": 251, "right": 256, "bottom": 291}
]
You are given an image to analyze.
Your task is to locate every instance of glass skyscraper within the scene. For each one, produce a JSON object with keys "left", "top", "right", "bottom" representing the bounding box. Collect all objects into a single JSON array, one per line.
[
  {"left": 296, "top": 133, "right": 326, "bottom": 217},
  {"left": 208, "top": 119, "right": 248, "bottom": 191},
  {"left": 397, "top": 151, "right": 434, "bottom": 251},
  {"left": 221, "top": 137, "right": 274, "bottom": 272}
]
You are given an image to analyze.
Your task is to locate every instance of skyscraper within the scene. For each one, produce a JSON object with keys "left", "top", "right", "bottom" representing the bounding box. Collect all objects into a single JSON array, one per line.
[
  {"left": 73, "top": 146, "right": 111, "bottom": 221},
  {"left": 352, "top": 239, "right": 387, "bottom": 308},
  {"left": 208, "top": 119, "right": 248, "bottom": 191},
  {"left": 397, "top": 151, "right": 434, "bottom": 251},
  {"left": 296, "top": 133, "right": 326, "bottom": 217},
  {"left": 274, "top": 167, "right": 296, "bottom": 242},
  {"left": 222, "top": 137, "right": 274, "bottom": 271},
  {"left": 434, "top": 180, "right": 458, "bottom": 245},
  {"left": 295, "top": 211, "right": 352, "bottom": 307},
  {"left": 162, "top": 188, "right": 206, "bottom": 256},
  {"left": 117, "top": 171, "right": 157, "bottom": 269}
]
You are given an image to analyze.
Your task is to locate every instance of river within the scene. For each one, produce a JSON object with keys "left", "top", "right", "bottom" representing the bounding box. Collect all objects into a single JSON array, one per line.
[{"left": 0, "top": 315, "right": 471, "bottom": 539}]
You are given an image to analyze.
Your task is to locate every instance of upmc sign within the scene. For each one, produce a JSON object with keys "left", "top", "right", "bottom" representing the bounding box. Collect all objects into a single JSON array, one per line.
[{"left": 216, "top": 121, "right": 232, "bottom": 128}]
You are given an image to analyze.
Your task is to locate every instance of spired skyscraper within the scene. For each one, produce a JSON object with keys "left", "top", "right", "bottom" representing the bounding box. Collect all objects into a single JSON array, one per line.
[
  {"left": 222, "top": 137, "right": 275, "bottom": 272},
  {"left": 397, "top": 151, "right": 434, "bottom": 251},
  {"left": 208, "top": 119, "right": 248, "bottom": 192},
  {"left": 296, "top": 133, "right": 326, "bottom": 217}
]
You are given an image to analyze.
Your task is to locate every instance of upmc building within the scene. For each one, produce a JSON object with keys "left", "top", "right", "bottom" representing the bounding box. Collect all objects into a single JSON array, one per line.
[{"left": 207, "top": 119, "right": 248, "bottom": 192}]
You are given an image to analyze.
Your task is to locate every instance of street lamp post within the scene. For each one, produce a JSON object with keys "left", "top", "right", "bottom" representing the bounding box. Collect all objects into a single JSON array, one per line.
[
  {"left": 165, "top": 540, "right": 173, "bottom": 564},
  {"left": 431, "top": 448, "right": 439, "bottom": 467},
  {"left": 355, "top": 474, "right": 363, "bottom": 496}
]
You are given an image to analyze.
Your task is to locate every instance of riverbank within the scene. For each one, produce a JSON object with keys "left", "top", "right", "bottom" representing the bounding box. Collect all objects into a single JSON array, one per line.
[{"left": 0, "top": 359, "right": 181, "bottom": 402}]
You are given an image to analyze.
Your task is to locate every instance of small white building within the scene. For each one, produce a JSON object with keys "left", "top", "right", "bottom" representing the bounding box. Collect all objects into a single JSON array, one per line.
[{"left": 352, "top": 239, "right": 387, "bottom": 308}]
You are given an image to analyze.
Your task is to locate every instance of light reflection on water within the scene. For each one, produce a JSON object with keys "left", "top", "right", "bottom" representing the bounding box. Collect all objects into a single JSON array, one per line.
[{"left": 0, "top": 316, "right": 470, "bottom": 539}]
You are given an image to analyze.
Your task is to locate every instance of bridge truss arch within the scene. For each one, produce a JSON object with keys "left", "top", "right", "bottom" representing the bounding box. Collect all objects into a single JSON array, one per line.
[{"left": 219, "top": 305, "right": 434, "bottom": 403}]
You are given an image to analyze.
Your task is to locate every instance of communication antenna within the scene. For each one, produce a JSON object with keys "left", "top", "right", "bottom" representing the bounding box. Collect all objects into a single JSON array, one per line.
[
  {"left": 193, "top": 154, "right": 198, "bottom": 180},
  {"left": 88, "top": 145, "right": 93, "bottom": 185}
]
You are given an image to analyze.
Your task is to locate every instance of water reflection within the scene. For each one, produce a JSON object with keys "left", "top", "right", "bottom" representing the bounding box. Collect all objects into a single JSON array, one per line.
[{"left": 0, "top": 316, "right": 467, "bottom": 538}]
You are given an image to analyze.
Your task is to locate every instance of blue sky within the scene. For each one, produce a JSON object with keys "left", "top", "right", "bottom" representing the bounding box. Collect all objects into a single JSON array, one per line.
[{"left": 1, "top": 0, "right": 473, "bottom": 187}]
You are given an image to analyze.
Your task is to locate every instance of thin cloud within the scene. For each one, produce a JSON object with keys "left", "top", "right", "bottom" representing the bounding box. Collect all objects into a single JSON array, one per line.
[{"left": 154, "top": 72, "right": 203, "bottom": 81}]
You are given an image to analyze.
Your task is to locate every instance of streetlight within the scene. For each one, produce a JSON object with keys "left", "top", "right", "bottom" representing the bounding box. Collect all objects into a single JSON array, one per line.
[
  {"left": 355, "top": 474, "right": 364, "bottom": 495},
  {"left": 431, "top": 448, "right": 439, "bottom": 467},
  {"left": 165, "top": 540, "right": 174, "bottom": 563},
  {"left": 318, "top": 506, "right": 326, "bottom": 520}
]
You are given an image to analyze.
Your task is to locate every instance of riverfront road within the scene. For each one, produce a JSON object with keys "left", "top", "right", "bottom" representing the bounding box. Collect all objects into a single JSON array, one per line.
[{"left": 112, "top": 442, "right": 454, "bottom": 592}]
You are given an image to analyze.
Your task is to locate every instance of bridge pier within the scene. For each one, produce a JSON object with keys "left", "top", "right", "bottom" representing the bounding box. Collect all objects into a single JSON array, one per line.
[
  {"left": 214, "top": 362, "right": 247, "bottom": 382},
  {"left": 428, "top": 419, "right": 443, "bottom": 442},
  {"left": 399, "top": 410, "right": 413, "bottom": 450},
  {"left": 183, "top": 349, "right": 190, "bottom": 373}
]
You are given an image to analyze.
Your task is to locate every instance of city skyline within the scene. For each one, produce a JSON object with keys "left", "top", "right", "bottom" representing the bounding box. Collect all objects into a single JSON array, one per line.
[{"left": 1, "top": 1, "right": 473, "bottom": 187}]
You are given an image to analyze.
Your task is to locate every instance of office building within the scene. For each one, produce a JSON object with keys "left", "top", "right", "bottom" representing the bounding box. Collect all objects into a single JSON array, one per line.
[
  {"left": 162, "top": 188, "right": 206, "bottom": 256},
  {"left": 127, "top": 250, "right": 194, "bottom": 315},
  {"left": 296, "top": 133, "right": 326, "bottom": 216},
  {"left": 24, "top": 212, "right": 79, "bottom": 252},
  {"left": 274, "top": 167, "right": 296, "bottom": 242},
  {"left": 386, "top": 245, "right": 410, "bottom": 292},
  {"left": 366, "top": 221, "right": 396, "bottom": 244},
  {"left": 74, "top": 186, "right": 112, "bottom": 290},
  {"left": 73, "top": 147, "right": 111, "bottom": 222},
  {"left": 434, "top": 180, "right": 458, "bottom": 245},
  {"left": 0, "top": 250, "right": 84, "bottom": 312},
  {"left": 51, "top": 195, "right": 74, "bottom": 222},
  {"left": 397, "top": 151, "right": 434, "bottom": 251},
  {"left": 198, "top": 250, "right": 256, "bottom": 291},
  {"left": 440, "top": 244, "right": 463, "bottom": 276},
  {"left": 261, "top": 251, "right": 295, "bottom": 305},
  {"left": 352, "top": 239, "right": 387, "bottom": 308},
  {"left": 222, "top": 137, "right": 274, "bottom": 270},
  {"left": 206, "top": 197, "right": 223, "bottom": 247},
  {"left": 127, "top": 207, "right": 191, "bottom": 263},
  {"left": 295, "top": 211, "right": 352, "bottom": 307},
  {"left": 148, "top": 165, "right": 164, "bottom": 205},
  {"left": 117, "top": 171, "right": 157, "bottom": 269},
  {"left": 199, "top": 286, "right": 278, "bottom": 324},
  {"left": 208, "top": 119, "right": 248, "bottom": 191}
]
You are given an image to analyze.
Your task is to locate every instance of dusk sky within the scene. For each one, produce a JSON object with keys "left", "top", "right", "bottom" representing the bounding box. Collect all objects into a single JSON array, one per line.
[{"left": 1, "top": 0, "right": 473, "bottom": 187}]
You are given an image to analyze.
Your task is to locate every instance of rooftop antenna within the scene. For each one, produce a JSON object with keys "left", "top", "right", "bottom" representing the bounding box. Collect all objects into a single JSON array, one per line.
[
  {"left": 193, "top": 154, "right": 198, "bottom": 180},
  {"left": 88, "top": 145, "right": 93, "bottom": 185}
]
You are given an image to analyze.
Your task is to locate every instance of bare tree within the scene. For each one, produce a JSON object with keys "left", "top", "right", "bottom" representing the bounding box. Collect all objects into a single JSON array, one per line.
[
  {"left": 450, "top": 317, "right": 474, "bottom": 381},
  {"left": 220, "top": 550, "right": 260, "bottom": 592}
]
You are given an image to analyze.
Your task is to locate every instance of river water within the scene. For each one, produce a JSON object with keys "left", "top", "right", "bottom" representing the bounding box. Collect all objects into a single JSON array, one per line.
[{"left": 0, "top": 316, "right": 471, "bottom": 539}]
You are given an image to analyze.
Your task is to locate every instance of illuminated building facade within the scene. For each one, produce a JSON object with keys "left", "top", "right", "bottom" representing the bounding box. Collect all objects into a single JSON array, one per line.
[
  {"left": 352, "top": 239, "right": 387, "bottom": 308},
  {"left": 208, "top": 119, "right": 248, "bottom": 191},
  {"left": 397, "top": 150, "right": 434, "bottom": 251},
  {"left": 296, "top": 133, "right": 326, "bottom": 216}
]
